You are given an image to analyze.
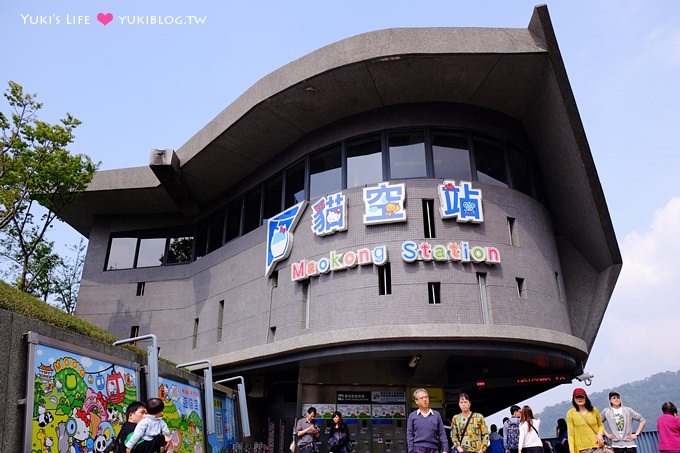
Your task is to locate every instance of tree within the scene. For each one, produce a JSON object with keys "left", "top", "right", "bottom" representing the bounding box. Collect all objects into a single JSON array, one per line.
[
  {"left": 51, "top": 239, "right": 87, "bottom": 314},
  {"left": 0, "top": 81, "right": 99, "bottom": 293}
]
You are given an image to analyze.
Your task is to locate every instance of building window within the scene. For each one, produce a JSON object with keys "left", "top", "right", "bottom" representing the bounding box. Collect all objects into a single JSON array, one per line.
[
  {"left": 268, "top": 326, "right": 276, "bottom": 343},
  {"left": 378, "top": 263, "right": 392, "bottom": 295},
  {"left": 432, "top": 131, "right": 471, "bottom": 180},
  {"left": 207, "top": 210, "right": 226, "bottom": 253},
  {"left": 428, "top": 282, "right": 441, "bottom": 304},
  {"left": 136, "top": 238, "right": 165, "bottom": 268},
  {"left": 474, "top": 138, "right": 508, "bottom": 187},
  {"left": 167, "top": 236, "right": 194, "bottom": 264},
  {"left": 106, "top": 237, "right": 137, "bottom": 270},
  {"left": 225, "top": 199, "right": 243, "bottom": 242},
  {"left": 192, "top": 318, "right": 199, "bottom": 349},
  {"left": 130, "top": 325, "right": 139, "bottom": 338},
  {"left": 477, "top": 272, "right": 491, "bottom": 324},
  {"left": 242, "top": 187, "right": 262, "bottom": 234},
  {"left": 285, "top": 161, "right": 306, "bottom": 208},
  {"left": 388, "top": 129, "right": 427, "bottom": 179},
  {"left": 194, "top": 219, "right": 209, "bottom": 259},
  {"left": 262, "top": 174, "right": 283, "bottom": 221},
  {"left": 347, "top": 134, "right": 382, "bottom": 188},
  {"left": 508, "top": 146, "right": 534, "bottom": 197},
  {"left": 301, "top": 280, "right": 310, "bottom": 329},
  {"left": 136, "top": 282, "right": 145, "bottom": 296},
  {"left": 422, "top": 199, "right": 436, "bottom": 239},
  {"left": 217, "top": 300, "right": 224, "bottom": 342},
  {"left": 310, "top": 146, "right": 342, "bottom": 199},
  {"left": 507, "top": 217, "right": 518, "bottom": 246},
  {"left": 516, "top": 278, "right": 526, "bottom": 299}
]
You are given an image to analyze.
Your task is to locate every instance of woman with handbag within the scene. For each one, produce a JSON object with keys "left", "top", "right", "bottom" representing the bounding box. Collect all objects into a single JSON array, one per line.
[
  {"left": 329, "top": 411, "right": 353, "bottom": 453},
  {"left": 566, "top": 388, "right": 605, "bottom": 453},
  {"left": 518, "top": 406, "right": 543, "bottom": 453}
]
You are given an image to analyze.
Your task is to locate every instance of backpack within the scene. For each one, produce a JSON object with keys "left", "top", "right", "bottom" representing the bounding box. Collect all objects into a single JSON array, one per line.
[
  {"left": 103, "top": 436, "right": 125, "bottom": 453},
  {"left": 505, "top": 419, "right": 519, "bottom": 450}
]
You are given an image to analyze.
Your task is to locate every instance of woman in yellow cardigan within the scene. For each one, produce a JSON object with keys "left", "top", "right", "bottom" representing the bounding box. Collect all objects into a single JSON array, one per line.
[{"left": 567, "top": 388, "right": 605, "bottom": 453}]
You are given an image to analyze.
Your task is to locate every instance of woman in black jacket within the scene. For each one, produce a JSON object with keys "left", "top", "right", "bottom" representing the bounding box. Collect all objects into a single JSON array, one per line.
[{"left": 328, "top": 411, "right": 352, "bottom": 453}]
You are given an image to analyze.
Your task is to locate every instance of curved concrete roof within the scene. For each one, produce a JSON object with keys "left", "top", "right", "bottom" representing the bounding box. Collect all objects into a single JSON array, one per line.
[{"left": 59, "top": 6, "right": 621, "bottom": 298}]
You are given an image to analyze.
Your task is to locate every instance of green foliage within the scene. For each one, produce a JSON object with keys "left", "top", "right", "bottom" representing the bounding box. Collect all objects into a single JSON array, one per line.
[
  {"left": 0, "top": 280, "right": 177, "bottom": 365},
  {"left": 0, "top": 280, "right": 118, "bottom": 342},
  {"left": 0, "top": 80, "right": 99, "bottom": 293},
  {"left": 537, "top": 371, "right": 680, "bottom": 436}
]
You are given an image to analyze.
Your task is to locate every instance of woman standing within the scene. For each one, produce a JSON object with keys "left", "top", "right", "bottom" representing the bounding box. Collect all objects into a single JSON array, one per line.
[
  {"left": 518, "top": 406, "right": 543, "bottom": 453},
  {"left": 451, "top": 393, "right": 489, "bottom": 453},
  {"left": 566, "top": 388, "right": 604, "bottom": 453},
  {"left": 657, "top": 401, "right": 680, "bottom": 453},
  {"left": 328, "top": 411, "right": 352, "bottom": 453},
  {"left": 554, "top": 418, "right": 568, "bottom": 453}
]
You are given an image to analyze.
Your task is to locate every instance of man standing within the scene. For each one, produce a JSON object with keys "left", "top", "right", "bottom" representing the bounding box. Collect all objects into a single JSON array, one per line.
[
  {"left": 407, "top": 388, "right": 449, "bottom": 453},
  {"left": 601, "top": 391, "right": 646, "bottom": 453},
  {"left": 503, "top": 406, "right": 521, "bottom": 453},
  {"left": 451, "top": 393, "right": 489, "bottom": 453},
  {"left": 295, "top": 407, "right": 320, "bottom": 453}
]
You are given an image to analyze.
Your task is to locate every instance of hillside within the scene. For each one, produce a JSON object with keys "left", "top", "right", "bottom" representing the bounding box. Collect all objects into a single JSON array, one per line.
[{"left": 537, "top": 370, "right": 680, "bottom": 436}]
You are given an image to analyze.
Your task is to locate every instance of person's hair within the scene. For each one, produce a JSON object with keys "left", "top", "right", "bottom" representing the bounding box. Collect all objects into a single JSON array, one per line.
[
  {"left": 502, "top": 417, "right": 509, "bottom": 423},
  {"left": 510, "top": 405, "right": 520, "bottom": 415},
  {"left": 490, "top": 424, "right": 498, "bottom": 433},
  {"left": 459, "top": 392, "right": 470, "bottom": 402},
  {"left": 332, "top": 411, "right": 344, "bottom": 425},
  {"left": 413, "top": 388, "right": 427, "bottom": 400},
  {"left": 521, "top": 406, "right": 535, "bottom": 430},
  {"left": 662, "top": 402, "right": 678, "bottom": 415},
  {"left": 147, "top": 398, "right": 165, "bottom": 415},
  {"left": 556, "top": 418, "right": 567, "bottom": 436},
  {"left": 307, "top": 406, "right": 318, "bottom": 415},
  {"left": 571, "top": 395, "right": 594, "bottom": 411},
  {"left": 125, "top": 401, "right": 147, "bottom": 420}
]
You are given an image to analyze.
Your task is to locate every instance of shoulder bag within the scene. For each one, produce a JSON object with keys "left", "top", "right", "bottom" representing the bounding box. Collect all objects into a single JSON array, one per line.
[{"left": 578, "top": 412, "right": 612, "bottom": 453}]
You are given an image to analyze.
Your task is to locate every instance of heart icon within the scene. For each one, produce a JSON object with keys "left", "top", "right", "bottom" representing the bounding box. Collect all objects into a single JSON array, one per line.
[{"left": 97, "top": 12, "right": 114, "bottom": 25}]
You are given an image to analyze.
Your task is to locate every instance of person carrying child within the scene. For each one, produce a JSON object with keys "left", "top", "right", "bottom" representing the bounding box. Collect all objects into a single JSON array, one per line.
[{"left": 125, "top": 398, "right": 171, "bottom": 453}]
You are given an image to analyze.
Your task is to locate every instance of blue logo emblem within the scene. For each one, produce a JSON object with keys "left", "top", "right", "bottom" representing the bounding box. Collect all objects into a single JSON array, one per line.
[{"left": 265, "top": 201, "right": 307, "bottom": 277}]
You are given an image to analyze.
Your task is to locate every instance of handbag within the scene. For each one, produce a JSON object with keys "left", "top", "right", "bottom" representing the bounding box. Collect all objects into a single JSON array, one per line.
[{"left": 290, "top": 436, "right": 298, "bottom": 453}]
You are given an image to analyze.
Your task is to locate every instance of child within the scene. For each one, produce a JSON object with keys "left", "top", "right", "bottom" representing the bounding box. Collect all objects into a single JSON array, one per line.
[{"left": 125, "top": 398, "right": 171, "bottom": 453}]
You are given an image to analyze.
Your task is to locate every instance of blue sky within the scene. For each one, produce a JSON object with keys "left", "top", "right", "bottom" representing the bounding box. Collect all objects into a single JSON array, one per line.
[{"left": 2, "top": 0, "right": 679, "bottom": 423}]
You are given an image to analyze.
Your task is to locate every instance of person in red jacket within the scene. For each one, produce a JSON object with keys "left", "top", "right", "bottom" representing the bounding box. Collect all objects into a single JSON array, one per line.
[{"left": 657, "top": 402, "right": 680, "bottom": 453}]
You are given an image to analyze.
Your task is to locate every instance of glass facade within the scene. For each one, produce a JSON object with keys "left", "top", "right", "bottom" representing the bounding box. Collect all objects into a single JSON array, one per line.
[{"left": 105, "top": 127, "right": 540, "bottom": 271}]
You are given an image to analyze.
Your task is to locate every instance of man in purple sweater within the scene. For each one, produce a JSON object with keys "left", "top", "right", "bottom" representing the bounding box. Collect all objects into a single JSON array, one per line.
[{"left": 407, "top": 388, "right": 449, "bottom": 453}]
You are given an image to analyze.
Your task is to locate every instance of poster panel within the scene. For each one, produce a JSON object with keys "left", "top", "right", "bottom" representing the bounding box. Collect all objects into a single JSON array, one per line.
[
  {"left": 24, "top": 332, "right": 141, "bottom": 453},
  {"left": 209, "top": 393, "right": 236, "bottom": 452},
  {"left": 157, "top": 375, "right": 206, "bottom": 453}
]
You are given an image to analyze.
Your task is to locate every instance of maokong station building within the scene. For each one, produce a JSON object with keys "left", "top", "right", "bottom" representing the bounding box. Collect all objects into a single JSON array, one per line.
[{"left": 60, "top": 5, "right": 621, "bottom": 451}]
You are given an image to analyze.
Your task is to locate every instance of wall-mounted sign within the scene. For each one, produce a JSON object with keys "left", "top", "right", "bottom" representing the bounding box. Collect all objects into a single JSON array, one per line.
[
  {"left": 438, "top": 180, "right": 484, "bottom": 223},
  {"left": 401, "top": 240, "right": 501, "bottom": 264},
  {"left": 363, "top": 182, "right": 406, "bottom": 225},
  {"left": 311, "top": 192, "right": 347, "bottom": 236},
  {"left": 291, "top": 246, "right": 388, "bottom": 281},
  {"left": 265, "top": 201, "right": 307, "bottom": 277}
]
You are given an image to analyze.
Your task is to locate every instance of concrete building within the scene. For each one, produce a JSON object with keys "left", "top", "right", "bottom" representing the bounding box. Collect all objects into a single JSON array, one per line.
[{"left": 59, "top": 5, "right": 621, "bottom": 449}]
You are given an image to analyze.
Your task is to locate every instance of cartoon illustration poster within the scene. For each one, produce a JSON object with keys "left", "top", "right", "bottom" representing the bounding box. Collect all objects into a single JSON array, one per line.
[
  {"left": 29, "top": 342, "right": 140, "bottom": 453},
  {"left": 157, "top": 375, "right": 206, "bottom": 453}
]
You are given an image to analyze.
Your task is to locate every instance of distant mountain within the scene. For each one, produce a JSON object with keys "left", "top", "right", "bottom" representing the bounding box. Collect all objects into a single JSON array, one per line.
[{"left": 536, "top": 370, "right": 680, "bottom": 437}]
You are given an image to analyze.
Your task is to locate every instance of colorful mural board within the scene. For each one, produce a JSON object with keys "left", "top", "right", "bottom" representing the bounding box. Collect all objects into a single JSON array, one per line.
[
  {"left": 26, "top": 338, "right": 140, "bottom": 453},
  {"left": 209, "top": 394, "right": 237, "bottom": 452},
  {"left": 157, "top": 375, "right": 206, "bottom": 453}
]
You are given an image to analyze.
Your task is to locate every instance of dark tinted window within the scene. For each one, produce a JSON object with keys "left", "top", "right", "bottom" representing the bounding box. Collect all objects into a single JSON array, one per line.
[
  {"left": 243, "top": 188, "right": 262, "bottom": 233},
  {"left": 347, "top": 135, "right": 382, "bottom": 187},
  {"left": 432, "top": 131, "right": 471, "bottom": 180},
  {"left": 207, "top": 210, "right": 225, "bottom": 253},
  {"left": 474, "top": 138, "right": 508, "bottom": 187},
  {"left": 310, "top": 146, "right": 341, "bottom": 198},
  {"left": 225, "top": 199, "right": 242, "bottom": 242},
  {"left": 388, "top": 130, "right": 427, "bottom": 179},
  {"left": 508, "top": 146, "right": 533, "bottom": 196},
  {"left": 167, "top": 236, "right": 194, "bottom": 264},
  {"left": 106, "top": 237, "right": 137, "bottom": 270},
  {"left": 285, "top": 161, "right": 306, "bottom": 208},
  {"left": 262, "top": 174, "right": 283, "bottom": 220}
]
